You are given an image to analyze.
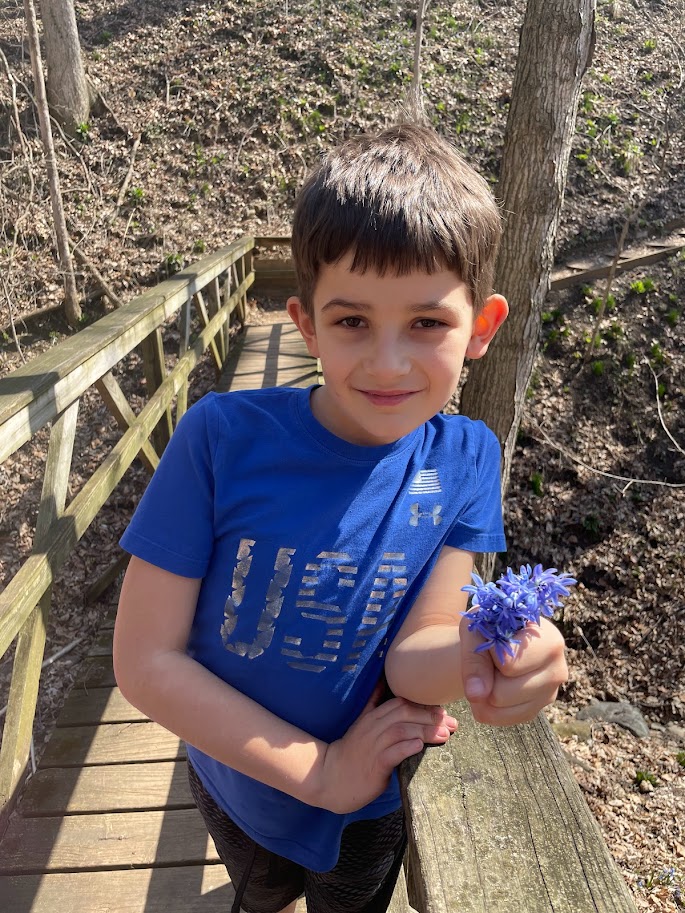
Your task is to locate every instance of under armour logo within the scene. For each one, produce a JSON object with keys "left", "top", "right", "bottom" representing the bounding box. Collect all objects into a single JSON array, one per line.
[{"left": 409, "top": 503, "right": 442, "bottom": 527}]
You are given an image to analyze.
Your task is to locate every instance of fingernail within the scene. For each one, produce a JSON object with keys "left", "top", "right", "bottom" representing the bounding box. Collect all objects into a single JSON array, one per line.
[{"left": 466, "top": 676, "right": 486, "bottom": 700}]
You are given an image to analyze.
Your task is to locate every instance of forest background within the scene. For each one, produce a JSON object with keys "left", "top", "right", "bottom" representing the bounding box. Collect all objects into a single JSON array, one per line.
[{"left": 0, "top": 1, "right": 684, "bottom": 909}]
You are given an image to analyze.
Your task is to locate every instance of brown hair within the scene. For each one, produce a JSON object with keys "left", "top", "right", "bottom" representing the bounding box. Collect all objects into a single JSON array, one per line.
[{"left": 291, "top": 122, "right": 502, "bottom": 315}]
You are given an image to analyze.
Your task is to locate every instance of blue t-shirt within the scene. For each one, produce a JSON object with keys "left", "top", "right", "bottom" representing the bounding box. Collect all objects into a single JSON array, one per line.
[{"left": 120, "top": 385, "right": 506, "bottom": 871}]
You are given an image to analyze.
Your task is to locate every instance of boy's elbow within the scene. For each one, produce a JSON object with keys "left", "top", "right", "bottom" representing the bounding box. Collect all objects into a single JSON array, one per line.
[{"left": 385, "top": 633, "right": 465, "bottom": 706}]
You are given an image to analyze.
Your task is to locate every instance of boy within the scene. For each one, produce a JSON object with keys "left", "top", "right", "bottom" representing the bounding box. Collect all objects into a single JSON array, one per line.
[{"left": 114, "top": 123, "right": 567, "bottom": 913}]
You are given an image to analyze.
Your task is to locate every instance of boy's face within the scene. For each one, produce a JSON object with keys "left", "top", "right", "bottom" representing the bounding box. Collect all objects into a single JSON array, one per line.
[{"left": 288, "top": 252, "right": 507, "bottom": 447}]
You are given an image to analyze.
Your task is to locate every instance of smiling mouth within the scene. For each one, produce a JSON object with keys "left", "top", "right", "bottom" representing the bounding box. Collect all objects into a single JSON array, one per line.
[{"left": 360, "top": 390, "right": 417, "bottom": 406}]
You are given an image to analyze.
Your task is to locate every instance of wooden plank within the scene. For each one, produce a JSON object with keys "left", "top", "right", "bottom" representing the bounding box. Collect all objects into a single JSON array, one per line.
[
  {"left": 399, "top": 701, "right": 637, "bottom": 913},
  {"left": 141, "top": 327, "right": 173, "bottom": 453},
  {"left": 217, "top": 322, "right": 318, "bottom": 393},
  {"left": 0, "top": 238, "right": 254, "bottom": 465},
  {"left": 0, "top": 808, "right": 218, "bottom": 873},
  {"left": 39, "top": 722, "right": 184, "bottom": 768},
  {"left": 0, "top": 401, "right": 79, "bottom": 828},
  {"left": 95, "top": 372, "right": 159, "bottom": 474},
  {"left": 194, "top": 291, "right": 222, "bottom": 374},
  {"left": 19, "top": 762, "right": 192, "bottom": 817},
  {"left": 387, "top": 865, "right": 412, "bottom": 913},
  {"left": 57, "top": 687, "right": 144, "bottom": 726},
  {"left": 0, "top": 864, "right": 235, "bottom": 913}
]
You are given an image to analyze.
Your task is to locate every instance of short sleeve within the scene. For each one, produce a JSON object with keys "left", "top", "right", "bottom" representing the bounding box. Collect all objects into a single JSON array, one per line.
[
  {"left": 119, "top": 395, "right": 218, "bottom": 578},
  {"left": 445, "top": 422, "right": 506, "bottom": 553}
]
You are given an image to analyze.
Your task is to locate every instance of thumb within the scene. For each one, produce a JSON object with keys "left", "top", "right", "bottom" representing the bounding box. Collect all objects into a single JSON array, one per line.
[
  {"left": 460, "top": 615, "right": 495, "bottom": 703},
  {"left": 361, "top": 676, "right": 388, "bottom": 715}
]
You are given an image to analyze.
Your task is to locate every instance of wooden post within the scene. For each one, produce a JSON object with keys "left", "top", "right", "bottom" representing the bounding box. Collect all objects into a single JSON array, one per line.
[
  {"left": 207, "top": 277, "right": 226, "bottom": 363},
  {"left": 194, "top": 291, "right": 223, "bottom": 375},
  {"left": 176, "top": 298, "right": 191, "bottom": 422},
  {"left": 140, "top": 328, "right": 173, "bottom": 452},
  {"left": 0, "top": 399, "right": 79, "bottom": 831}
]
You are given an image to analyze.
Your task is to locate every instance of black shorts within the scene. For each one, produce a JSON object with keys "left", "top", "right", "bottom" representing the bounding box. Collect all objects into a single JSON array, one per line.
[{"left": 188, "top": 760, "right": 407, "bottom": 913}]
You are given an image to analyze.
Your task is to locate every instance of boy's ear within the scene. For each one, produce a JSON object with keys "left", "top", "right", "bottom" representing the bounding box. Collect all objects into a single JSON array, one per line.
[
  {"left": 287, "top": 296, "right": 320, "bottom": 358},
  {"left": 466, "top": 294, "right": 508, "bottom": 359}
]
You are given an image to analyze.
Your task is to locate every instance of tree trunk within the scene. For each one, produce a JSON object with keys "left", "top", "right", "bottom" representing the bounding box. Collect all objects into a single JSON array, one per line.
[
  {"left": 459, "top": 0, "right": 595, "bottom": 578},
  {"left": 24, "top": 0, "right": 82, "bottom": 327},
  {"left": 39, "top": 0, "right": 90, "bottom": 132}
]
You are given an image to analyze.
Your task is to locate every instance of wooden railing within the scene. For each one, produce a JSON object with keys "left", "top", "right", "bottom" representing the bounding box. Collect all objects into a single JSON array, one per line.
[{"left": 0, "top": 237, "right": 255, "bottom": 830}]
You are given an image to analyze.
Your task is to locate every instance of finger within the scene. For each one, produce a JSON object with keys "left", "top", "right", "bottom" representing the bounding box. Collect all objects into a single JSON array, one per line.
[
  {"left": 380, "top": 738, "right": 425, "bottom": 772},
  {"left": 459, "top": 614, "right": 495, "bottom": 703},
  {"left": 374, "top": 719, "right": 451, "bottom": 760},
  {"left": 469, "top": 696, "right": 552, "bottom": 727},
  {"left": 491, "top": 618, "right": 566, "bottom": 678},
  {"left": 488, "top": 656, "right": 568, "bottom": 709}
]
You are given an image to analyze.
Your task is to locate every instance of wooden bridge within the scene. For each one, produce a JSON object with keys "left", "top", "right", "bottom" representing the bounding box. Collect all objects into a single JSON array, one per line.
[{"left": 1, "top": 232, "right": 672, "bottom": 911}]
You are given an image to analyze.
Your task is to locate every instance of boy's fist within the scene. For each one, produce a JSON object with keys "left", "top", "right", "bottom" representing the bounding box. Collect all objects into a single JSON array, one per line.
[{"left": 460, "top": 615, "right": 567, "bottom": 726}]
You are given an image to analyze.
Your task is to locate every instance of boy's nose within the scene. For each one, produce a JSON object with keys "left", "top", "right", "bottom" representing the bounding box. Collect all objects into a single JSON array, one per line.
[{"left": 364, "top": 336, "right": 411, "bottom": 379}]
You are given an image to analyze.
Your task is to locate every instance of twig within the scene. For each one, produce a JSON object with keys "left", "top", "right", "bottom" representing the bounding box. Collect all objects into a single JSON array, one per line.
[
  {"left": 115, "top": 134, "right": 141, "bottom": 209},
  {"left": 71, "top": 245, "right": 125, "bottom": 308},
  {"left": 2, "top": 276, "right": 26, "bottom": 363},
  {"left": 644, "top": 359, "right": 685, "bottom": 457},
  {"left": 527, "top": 417, "right": 685, "bottom": 490}
]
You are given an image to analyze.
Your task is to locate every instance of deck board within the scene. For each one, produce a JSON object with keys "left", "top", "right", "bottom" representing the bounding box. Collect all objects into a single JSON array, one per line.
[{"left": 16, "top": 762, "right": 192, "bottom": 817}]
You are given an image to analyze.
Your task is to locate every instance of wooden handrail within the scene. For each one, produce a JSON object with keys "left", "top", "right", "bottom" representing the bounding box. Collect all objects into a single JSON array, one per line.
[{"left": 0, "top": 238, "right": 255, "bottom": 828}]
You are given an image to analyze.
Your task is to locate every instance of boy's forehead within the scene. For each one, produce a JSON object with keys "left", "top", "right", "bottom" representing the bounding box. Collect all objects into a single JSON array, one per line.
[{"left": 313, "top": 254, "right": 469, "bottom": 306}]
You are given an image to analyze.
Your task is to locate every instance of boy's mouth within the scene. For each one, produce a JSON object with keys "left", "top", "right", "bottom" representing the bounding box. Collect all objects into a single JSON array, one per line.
[{"left": 360, "top": 390, "right": 417, "bottom": 407}]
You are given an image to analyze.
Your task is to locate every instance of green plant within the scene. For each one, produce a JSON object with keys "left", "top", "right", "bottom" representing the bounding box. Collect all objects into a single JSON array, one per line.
[
  {"left": 666, "top": 309, "right": 679, "bottom": 327},
  {"left": 582, "top": 514, "right": 600, "bottom": 536},
  {"left": 530, "top": 472, "right": 544, "bottom": 497},
  {"left": 579, "top": 91, "right": 597, "bottom": 114},
  {"left": 634, "top": 770, "right": 658, "bottom": 787},
  {"left": 591, "top": 360, "right": 605, "bottom": 376},
  {"left": 643, "top": 38, "right": 657, "bottom": 52},
  {"left": 97, "top": 30, "right": 113, "bottom": 45},
  {"left": 657, "top": 381, "right": 666, "bottom": 398},
  {"left": 650, "top": 342, "right": 665, "bottom": 365},
  {"left": 630, "top": 277, "right": 655, "bottom": 295},
  {"left": 75, "top": 122, "right": 91, "bottom": 142},
  {"left": 193, "top": 239, "right": 206, "bottom": 254},
  {"left": 677, "top": 751, "right": 685, "bottom": 767},
  {"left": 623, "top": 352, "right": 636, "bottom": 370},
  {"left": 128, "top": 186, "right": 145, "bottom": 206}
]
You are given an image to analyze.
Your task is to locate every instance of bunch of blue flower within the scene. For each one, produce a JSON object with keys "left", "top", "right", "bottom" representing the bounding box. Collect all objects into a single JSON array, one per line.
[{"left": 462, "top": 564, "right": 576, "bottom": 664}]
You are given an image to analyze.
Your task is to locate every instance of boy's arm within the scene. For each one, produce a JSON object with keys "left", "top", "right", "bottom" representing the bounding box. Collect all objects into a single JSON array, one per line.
[
  {"left": 384, "top": 546, "right": 568, "bottom": 725},
  {"left": 114, "top": 556, "right": 455, "bottom": 815}
]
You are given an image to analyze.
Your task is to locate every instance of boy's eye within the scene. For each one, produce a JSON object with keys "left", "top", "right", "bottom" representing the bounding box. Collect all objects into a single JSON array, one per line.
[
  {"left": 339, "top": 316, "right": 364, "bottom": 328},
  {"left": 414, "top": 318, "right": 442, "bottom": 329}
]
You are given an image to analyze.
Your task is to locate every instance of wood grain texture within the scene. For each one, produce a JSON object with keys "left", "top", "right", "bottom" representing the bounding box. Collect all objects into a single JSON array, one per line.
[
  {"left": 399, "top": 701, "right": 637, "bottom": 912},
  {"left": 39, "top": 722, "right": 184, "bottom": 768},
  {"left": 18, "top": 761, "right": 192, "bottom": 817}
]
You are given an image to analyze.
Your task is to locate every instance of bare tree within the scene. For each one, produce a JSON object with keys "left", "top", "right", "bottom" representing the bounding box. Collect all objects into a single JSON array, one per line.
[
  {"left": 39, "top": 0, "right": 91, "bottom": 132},
  {"left": 24, "top": 0, "right": 82, "bottom": 326},
  {"left": 410, "top": 0, "right": 429, "bottom": 119},
  {"left": 459, "top": 0, "right": 596, "bottom": 577}
]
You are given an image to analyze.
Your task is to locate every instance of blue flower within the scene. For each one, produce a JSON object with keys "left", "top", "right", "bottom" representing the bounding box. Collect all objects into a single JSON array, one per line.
[{"left": 462, "top": 564, "right": 576, "bottom": 663}]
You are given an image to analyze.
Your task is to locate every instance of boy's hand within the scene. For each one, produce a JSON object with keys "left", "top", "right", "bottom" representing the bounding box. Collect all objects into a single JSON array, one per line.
[
  {"left": 317, "top": 683, "right": 457, "bottom": 814},
  {"left": 460, "top": 615, "right": 568, "bottom": 726}
]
